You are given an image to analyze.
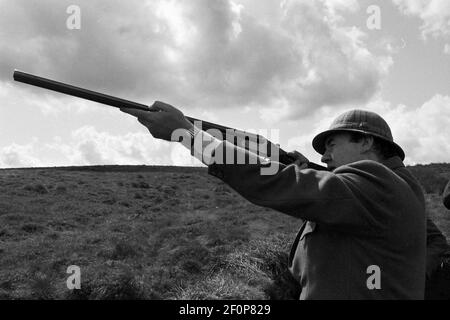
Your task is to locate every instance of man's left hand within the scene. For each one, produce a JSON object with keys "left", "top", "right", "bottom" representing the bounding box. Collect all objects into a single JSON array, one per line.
[
  {"left": 120, "top": 101, "right": 193, "bottom": 141},
  {"left": 286, "top": 150, "right": 309, "bottom": 169}
]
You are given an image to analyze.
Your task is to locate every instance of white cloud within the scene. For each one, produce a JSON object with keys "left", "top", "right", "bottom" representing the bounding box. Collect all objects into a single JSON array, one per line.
[
  {"left": 0, "top": 126, "right": 203, "bottom": 168},
  {"left": 0, "top": 142, "right": 42, "bottom": 168},
  {"left": 0, "top": 81, "right": 96, "bottom": 116},
  {"left": 286, "top": 106, "right": 339, "bottom": 163},
  {"left": 354, "top": 96, "right": 450, "bottom": 165},
  {"left": 444, "top": 44, "right": 450, "bottom": 54},
  {"left": 380, "top": 95, "right": 450, "bottom": 164},
  {"left": 393, "top": 0, "right": 450, "bottom": 39},
  {"left": 321, "top": 0, "right": 360, "bottom": 16},
  {"left": 0, "top": 0, "right": 391, "bottom": 120},
  {"left": 66, "top": 126, "right": 197, "bottom": 166}
]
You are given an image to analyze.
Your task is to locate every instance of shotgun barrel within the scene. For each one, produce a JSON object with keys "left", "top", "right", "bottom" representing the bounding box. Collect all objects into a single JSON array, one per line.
[
  {"left": 13, "top": 70, "right": 327, "bottom": 171},
  {"left": 13, "top": 70, "right": 150, "bottom": 111}
]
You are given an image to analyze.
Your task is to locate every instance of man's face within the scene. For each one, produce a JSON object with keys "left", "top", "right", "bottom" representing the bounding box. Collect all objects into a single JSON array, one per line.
[{"left": 321, "top": 132, "right": 367, "bottom": 170}]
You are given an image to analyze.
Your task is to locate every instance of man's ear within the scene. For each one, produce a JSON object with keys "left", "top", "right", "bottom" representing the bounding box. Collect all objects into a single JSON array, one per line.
[{"left": 361, "top": 135, "right": 374, "bottom": 153}]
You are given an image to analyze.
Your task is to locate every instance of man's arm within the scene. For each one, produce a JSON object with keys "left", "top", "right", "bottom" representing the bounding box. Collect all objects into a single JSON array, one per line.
[
  {"left": 183, "top": 124, "right": 279, "bottom": 166},
  {"left": 201, "top": 138, "right": 401, "bottom": 235}
]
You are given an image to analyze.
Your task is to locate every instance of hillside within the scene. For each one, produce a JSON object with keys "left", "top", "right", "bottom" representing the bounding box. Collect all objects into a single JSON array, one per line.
[{"left": 0, "top": 163, "right": 449, "bottom": 299}]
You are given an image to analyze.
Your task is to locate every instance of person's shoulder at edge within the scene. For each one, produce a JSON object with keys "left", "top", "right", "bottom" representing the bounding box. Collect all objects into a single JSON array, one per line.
[{"left": 443, "top": 180, "right": 450, "bottom": 209}]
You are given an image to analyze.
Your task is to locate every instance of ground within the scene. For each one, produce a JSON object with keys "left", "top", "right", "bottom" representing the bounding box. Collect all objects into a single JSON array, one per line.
[{"left": 0, "top": 164, "right": 448, "bottom": 299}]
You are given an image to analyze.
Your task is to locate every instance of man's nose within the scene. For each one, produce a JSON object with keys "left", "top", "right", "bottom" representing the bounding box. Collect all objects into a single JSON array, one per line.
[{"left": 321, "top": 152, "right": 331, "bottom": 164}]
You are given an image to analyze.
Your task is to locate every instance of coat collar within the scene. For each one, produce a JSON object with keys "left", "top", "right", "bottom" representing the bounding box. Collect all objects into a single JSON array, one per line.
[{"left": 381, "top": 156, "right": 405, "bottom": 171}]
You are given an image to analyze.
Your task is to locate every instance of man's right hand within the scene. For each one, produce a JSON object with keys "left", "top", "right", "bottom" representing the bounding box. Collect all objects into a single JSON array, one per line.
[{"left": 120, "top": 101, "right": 193, "bottom": 142}]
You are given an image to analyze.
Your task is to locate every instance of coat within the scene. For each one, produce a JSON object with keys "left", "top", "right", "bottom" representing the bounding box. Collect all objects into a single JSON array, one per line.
[{"left": 207, "top": 141, "right": 426, "bottom": 299}]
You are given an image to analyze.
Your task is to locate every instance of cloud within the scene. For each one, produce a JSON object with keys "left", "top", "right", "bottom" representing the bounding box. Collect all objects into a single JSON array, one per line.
[
  {"left": 444, "top": 43, "right": 450, "bottom": 54},
  {"left": 1, "top": 0, "right": 391, "bottom": 120},
  {"left": 376, "top": 95, "right": 450, "bottom": 165},
  {"left": 0, "top": 142, "right": 42, "bottom": 168},
  {"left": 321, "top": 0, "right": 360, "bottom": 18},
  {"left": 181, "top": 0, "right": 391, "bottom": 117},
  {"left": 344, "top": 95, "right": 450, "bottom": 165},
  {"left": 393, "top": 0, "right": 450, "bottom": 39},
  {"left": 286, "top": 106, "right": 341, "bottom": 162},
  {"left": 0, "top": 126, "right": 202, "bottom": 168},
  {"left": 65, "top": 126, "right": 201, "bottom": 166}
]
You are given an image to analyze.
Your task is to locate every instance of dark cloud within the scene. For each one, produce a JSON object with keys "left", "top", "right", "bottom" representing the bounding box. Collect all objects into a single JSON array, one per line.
[{"left": 1, "top": 0, "right": 391, "bottom": 119}]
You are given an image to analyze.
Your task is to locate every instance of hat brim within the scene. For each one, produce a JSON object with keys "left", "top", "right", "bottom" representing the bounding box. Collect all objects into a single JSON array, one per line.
[{"left": 312, "top": 128, "right": 405, "bottom": 161}]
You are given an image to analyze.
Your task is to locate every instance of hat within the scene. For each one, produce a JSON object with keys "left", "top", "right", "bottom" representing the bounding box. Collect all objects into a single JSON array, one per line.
[
  {"left": 443, "top": 180, "right": 450, "bottom": 209},
  {"left": 312, "top": 109, "right": 405, "bottom": 160}
]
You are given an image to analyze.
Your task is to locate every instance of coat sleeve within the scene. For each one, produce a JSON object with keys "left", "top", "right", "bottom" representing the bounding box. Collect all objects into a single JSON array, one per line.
[
  {"left": 207, "top": 141, "right": 398, "bottom": 235},
  {"left": 426, "top": 217, "right": 450, "bottom": 279}
]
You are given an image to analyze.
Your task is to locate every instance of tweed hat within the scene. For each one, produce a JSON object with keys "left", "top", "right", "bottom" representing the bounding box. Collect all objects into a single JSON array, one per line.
[{"left": 312, "top": 109, "right": 405, "bottom": 161}]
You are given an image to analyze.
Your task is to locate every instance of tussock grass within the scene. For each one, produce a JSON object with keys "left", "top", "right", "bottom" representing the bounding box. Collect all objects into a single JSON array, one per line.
[{"left": 23, "top": 183, "right": 49, "bottom": 194}]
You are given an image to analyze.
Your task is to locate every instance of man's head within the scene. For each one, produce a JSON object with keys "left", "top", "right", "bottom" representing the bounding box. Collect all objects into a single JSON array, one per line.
[{"left": 312, "top": 110, "right": 404, "bottom": 170}]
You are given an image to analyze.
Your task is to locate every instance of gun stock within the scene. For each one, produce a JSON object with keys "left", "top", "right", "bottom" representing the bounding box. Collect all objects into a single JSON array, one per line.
[{"left": 13, "top": 70, "right": 327, "bottom": 171}]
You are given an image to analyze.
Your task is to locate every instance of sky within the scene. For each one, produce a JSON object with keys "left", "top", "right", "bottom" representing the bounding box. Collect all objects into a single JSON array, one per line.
[{"left": 0, "top": 0, "right": 449, "bottom": 168}]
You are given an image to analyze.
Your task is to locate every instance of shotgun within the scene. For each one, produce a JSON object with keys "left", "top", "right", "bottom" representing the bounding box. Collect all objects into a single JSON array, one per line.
[{"left": 13, "top": 70, "right": 327, "bottom": 170}]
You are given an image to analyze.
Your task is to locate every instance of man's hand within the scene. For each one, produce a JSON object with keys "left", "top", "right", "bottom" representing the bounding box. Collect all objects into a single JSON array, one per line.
[
  {"left": 120, "top": 101, "right": 193, "bottom": 141},
  {"left": 286, "top": 150, "right": 309, "bottom": 169}
]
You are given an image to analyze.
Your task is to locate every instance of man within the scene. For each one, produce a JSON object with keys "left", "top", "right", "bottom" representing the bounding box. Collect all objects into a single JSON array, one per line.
[{"left": 121, "top": 103, "right": 426, "bottom": 299}]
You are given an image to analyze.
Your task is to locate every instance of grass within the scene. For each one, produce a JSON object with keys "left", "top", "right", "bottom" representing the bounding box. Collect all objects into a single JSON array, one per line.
[
  {"left": 0, "top": 167, "right": 301, "bottom": 299},
  {"left": 0, "top": 164, "right": 448, "bottom": 299}
]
